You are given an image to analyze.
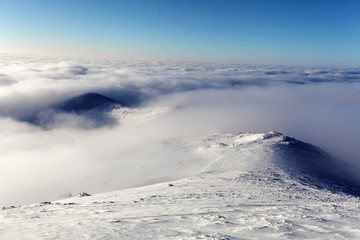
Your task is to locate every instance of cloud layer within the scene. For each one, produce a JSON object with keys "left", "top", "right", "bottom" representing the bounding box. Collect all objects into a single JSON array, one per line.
[{"left": 0, "top": 55, "right": 359, "bottom": 206}]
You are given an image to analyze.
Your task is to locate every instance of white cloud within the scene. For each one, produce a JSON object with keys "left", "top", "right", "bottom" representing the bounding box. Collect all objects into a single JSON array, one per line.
[{"left": 0, "top": 55, "right": 359, "bottom": 206}]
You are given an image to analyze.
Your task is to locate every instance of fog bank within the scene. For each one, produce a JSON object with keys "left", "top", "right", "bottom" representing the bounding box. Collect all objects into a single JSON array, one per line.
[{"left": 1, "top": 55, "right": 359, "bottom": 206}]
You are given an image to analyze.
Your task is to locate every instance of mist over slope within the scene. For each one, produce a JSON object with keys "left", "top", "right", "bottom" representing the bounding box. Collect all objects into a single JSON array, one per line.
[{"left": 0, "top": 55, "right": 360, "bottom": 206}]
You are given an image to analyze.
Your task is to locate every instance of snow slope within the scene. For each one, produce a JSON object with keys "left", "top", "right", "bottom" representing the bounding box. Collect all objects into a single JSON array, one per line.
[{"left": 1, "top": 132, "right": 360, "bottom": 239}]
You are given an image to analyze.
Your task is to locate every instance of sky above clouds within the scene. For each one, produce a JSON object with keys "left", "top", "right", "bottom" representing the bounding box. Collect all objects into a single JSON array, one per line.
[{"left": 0, "top": 0, "right": 360, "bottom": 66}]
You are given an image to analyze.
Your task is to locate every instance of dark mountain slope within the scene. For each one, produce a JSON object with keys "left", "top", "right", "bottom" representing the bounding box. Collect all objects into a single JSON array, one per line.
[{"left": 53, "top": 92, "right": 121, "bottom": 113}]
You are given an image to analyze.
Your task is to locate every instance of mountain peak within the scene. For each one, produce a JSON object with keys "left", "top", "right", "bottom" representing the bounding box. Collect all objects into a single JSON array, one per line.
[
  {"left": 54, "top": 92, "right": 121, "bottom": 113},
  {"left": 198, "top": 131, "right": 360, "bottom": 197}
]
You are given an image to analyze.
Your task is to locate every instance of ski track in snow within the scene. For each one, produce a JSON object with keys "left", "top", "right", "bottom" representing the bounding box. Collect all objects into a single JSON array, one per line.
[{"left": 1, "top": 131, "right": 360, "bottom": 239}]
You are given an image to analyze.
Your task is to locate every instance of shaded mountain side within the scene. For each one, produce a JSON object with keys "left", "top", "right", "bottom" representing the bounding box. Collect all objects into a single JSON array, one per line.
[
  {"left": 272, "top": 133, "right": 360, "bottom": 196},
  {"left": 53, "top": 92, "right": 122, "bottom": 113}
]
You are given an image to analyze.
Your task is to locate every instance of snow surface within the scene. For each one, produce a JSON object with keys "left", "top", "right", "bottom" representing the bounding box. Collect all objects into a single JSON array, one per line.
[{"left": 1, "top": 131, "right": 360, "bottom": 239}]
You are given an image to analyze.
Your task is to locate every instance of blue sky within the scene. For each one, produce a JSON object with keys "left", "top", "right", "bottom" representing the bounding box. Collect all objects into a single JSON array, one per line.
[{"left": 0, "top": 0, "right": 359, "bottom": 66}]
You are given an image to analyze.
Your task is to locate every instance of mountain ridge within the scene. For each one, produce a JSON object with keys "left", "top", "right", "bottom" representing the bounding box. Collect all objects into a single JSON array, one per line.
[{"left": 1, "top": 131, "right": 360, "bottom": 239}]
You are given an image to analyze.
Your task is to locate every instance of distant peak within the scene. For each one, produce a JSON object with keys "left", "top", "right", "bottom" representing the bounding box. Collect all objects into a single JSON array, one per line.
[{"left": 54, "top": 92, "right": 121, "bottom": 113}]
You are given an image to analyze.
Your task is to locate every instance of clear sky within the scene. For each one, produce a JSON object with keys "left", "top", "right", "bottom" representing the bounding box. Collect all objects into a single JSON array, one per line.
[{"left": 0, "top": 0, "right": 359, "bottom": 66}]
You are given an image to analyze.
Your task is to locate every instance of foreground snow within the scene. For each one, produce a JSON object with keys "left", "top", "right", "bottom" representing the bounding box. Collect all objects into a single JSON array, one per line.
[{"left": 1, "top": 132, "right": 360, "bottom": 239}]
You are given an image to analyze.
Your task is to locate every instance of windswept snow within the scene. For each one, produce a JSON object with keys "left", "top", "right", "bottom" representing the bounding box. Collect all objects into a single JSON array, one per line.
[{"left": 1, "top": 132, "right": 360, "bottom": 239}]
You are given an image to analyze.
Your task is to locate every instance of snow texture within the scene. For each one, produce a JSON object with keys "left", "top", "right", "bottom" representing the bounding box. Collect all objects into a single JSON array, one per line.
[{"left": 1, "top": 132, "right": 360, "bottom": 239}]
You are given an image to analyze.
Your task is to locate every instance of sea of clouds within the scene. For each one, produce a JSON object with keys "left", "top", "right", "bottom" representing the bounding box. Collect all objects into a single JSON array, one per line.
[{"left": 1, "top": 54, "right": 360, "bottom": 206}]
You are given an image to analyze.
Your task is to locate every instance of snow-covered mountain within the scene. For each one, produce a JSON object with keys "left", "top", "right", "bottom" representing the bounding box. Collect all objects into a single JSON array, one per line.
[{"left": 1, "top": 131, "right": 360, "bottom": 239}]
